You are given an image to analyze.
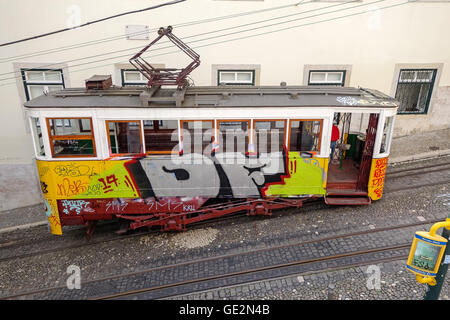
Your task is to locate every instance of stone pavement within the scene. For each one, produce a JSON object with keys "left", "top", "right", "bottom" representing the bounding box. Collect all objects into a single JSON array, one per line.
[
  {"left": 0, "top": 202, "right": 47, "bottom": 234},
  {"left": 0, "top": 127, "right": 449, "bottom": 232},
  {"left": 389, "top": 127, "right": 450, "bottom": 164}
]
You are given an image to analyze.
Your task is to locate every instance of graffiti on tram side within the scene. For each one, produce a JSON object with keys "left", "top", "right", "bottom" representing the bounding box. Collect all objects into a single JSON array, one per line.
[
  {"left": 264, "top": 153, "right": 328, "bottom": 196},
  {"left": 368, "top": 157, "right": 388, "bottom": 200},
  {"left": 36, "top": 152, "right": 328, "bottom": 234},
  {"left": 53, "top": 163, "right": 97, "bottom": 178},
  {"left": 133, "top": 152, "right": 288, "bottom": 198},
  {"left": 56, "top": 197, "right": 208, "bottom": 216},
  {"left": 38, "top": 160, "right": 140, "bottom": 200},
  {"left": 60, "top": 199, "right": 94, "bottom": 215},
  {"left": 44, "top": 198, "right": 61, "bottom": 235},
  {"left": 336, "top": 96, "right": 397, "bottom": 107},
  {"left": 129, "top": 152, "right": 327, "bottom": 198}
]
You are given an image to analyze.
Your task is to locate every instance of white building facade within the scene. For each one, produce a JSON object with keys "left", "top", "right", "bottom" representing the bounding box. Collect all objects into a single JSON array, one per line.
[{"left": 0, "top": 0, "right": 449, "bottom": 210}]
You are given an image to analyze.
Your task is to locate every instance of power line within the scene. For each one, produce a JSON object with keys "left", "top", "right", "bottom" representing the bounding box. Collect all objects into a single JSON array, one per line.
[
  {"left": 1, "top": 0, "right": 347, "bottom": 78},
  {"left": 0, "top": 0, "right": 380, "bottom": 81},
  {"left": 0, "top": 0, "right": 399, "bottom": 85},
  {"left": 0, "top": 0, "right": 410, "bottom": 88},
  {"left": 0, "top": 0, "right": 186, "bottom": 48},
  {"left": 0, "top": 1, "right": 305, "bottom": 63},
  {"left": 130, "top": 1, "right": 411, "bottom": 65}
]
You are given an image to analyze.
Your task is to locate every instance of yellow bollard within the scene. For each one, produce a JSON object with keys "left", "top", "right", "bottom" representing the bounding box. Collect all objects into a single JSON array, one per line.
[{"left": 406, "top": 219, "right": 450, "bottom": 286}]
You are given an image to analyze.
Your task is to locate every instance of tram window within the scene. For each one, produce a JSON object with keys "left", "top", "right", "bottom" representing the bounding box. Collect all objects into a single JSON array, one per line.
[
  {"left": 30, "top": 117, "right": 45, "bottom": 156},
  {"left": 107, "top": 121, "right": 142, "bottom": 155},
  {"left": 47, "top": 118, "right": 96, "bottom": 157},
  {"left": 217, "top": 120, "right": 249, "bottom": 153},
  {"left": 253, "top": 120, "right": 286, "bottom": 153},
  {"left": 380, "top": 116, "right": 394, "bottom": 154},
  {"left": 144, "top": 120, "right": 179, "bottom": 154},
  {"left": 289, "top": 120, "right": 322, "bottom": 153},
  {"left": 181, "top": 120, "right": 214, "bottom": 154}
]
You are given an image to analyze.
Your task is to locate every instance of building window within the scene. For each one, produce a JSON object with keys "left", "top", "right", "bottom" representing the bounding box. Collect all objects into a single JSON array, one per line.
[
  {"left": 21, "top": 69, "right": 65, "bottom": 101},
  {"left": 143, "top": 120, "right": 179, "bottom": 154},
  {"left": 218, "top": 70, "right": 255, "bottom": 85},
  {"left": 47, "top": 118, "right": 96, "bottom": 157},
  {"left": 308, "top": 71, "right": 345, "bottom": 86},
  {"left": 288, "top": 120, "right": 322, "bottom": 154},
  {"left": 121, "top": 69, "right": 147, "bottom": 86},
  {"left": 395, "top": 69, "right": 437, "bottom": 114},
  {"left": 107, "top": 120, "right": 142, "bottom": 155}
]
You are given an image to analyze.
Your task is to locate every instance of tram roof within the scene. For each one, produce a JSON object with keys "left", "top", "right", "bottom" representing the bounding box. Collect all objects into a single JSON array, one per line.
[{"left": 24, "top": 85, "right": 399, "bottom": 109}]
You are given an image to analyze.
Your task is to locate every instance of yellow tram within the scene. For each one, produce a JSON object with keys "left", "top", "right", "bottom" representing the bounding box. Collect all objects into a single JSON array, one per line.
[{"left": 24, "top": 79, "right": 397, "bottom": 236}]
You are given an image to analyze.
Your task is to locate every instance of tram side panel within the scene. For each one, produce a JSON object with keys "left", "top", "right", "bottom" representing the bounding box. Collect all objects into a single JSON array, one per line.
[
  {"left": 367, "top": 156, "right": 388, "bottom": 201},
  {"left": 36, "top": 151, "right": 329, "bottom": 235}
]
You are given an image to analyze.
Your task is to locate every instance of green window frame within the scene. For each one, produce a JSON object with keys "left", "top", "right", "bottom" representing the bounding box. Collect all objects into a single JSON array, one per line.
[{"left": 395, "top": 69, "right": 437, "bottom": 115}]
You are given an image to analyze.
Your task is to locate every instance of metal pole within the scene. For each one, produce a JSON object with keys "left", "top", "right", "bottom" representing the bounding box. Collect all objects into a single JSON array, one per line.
[{"left": 423, "top": 215, "right": 450, "bottom": 300}]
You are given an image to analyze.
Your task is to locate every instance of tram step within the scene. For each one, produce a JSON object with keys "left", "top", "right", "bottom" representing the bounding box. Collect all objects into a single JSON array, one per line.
[
  {"left": 324, "top": 195, "right": 371, "bottom": 206},
  {"left": 326, "top": 190, "right": 369, "bottom": 196},
  {"left": 326, "top": 182, "right": 357, "bottom": 190}
]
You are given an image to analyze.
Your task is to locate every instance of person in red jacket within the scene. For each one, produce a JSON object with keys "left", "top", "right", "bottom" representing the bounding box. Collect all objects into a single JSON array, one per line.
[{"left": 330, "top": 122, "right": 340, "bottom": 162}]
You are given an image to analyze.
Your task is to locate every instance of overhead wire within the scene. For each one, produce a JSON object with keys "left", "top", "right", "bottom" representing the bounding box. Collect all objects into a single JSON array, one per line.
[
  {"left": 0, "top": 1, "right": 307, "bottom": 63},
  {"left": 0, "top": 0, "right": 410, "bottom": 87},
  {"left": 123, "top": 0, "right": 411, "bottom": 66},
  {"left": 0, "top": 0, "right": 187, "bottom": 48},
  {"left": 1, "top": 0, "right": 356, "bottom": 78},
  {"left": 0, "top": 0, "right": 385, "bottom": 82}
]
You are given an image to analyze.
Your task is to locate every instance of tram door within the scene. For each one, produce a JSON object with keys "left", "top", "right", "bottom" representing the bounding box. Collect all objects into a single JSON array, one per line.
[
  {"left": 356, "top": 113, "right": 378, "bottom": 191},
  {"left": 327, "top": 112, "right": 378, "bottom": 193}
]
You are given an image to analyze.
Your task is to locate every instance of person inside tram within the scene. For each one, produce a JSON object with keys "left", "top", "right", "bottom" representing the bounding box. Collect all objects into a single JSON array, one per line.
[{"left": 330, "top": 121, "right": 340, "bottom": 163}]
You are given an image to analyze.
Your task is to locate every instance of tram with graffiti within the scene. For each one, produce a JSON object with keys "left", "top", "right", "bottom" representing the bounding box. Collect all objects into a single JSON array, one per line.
[
  {"left": 24, "top": 83, "right": 397, "bottom": 236},
  {"left": 23, "top": 27, "right": 398, "bottom": 236}
]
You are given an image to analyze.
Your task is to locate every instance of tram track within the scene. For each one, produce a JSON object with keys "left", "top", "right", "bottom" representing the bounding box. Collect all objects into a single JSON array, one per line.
[
  {"left": 384, "top": 180, "right": 450, "bottom": 194},
  {"left": 102, "top": 244, "right": 411, "bottom": 300},
  {"left": 386, "top": 161, "right": 450, "bottom": 179},
  {"left": 383, "top": 160, "right": 450, "bottom": 193},
  {"left": 0, "top": 218, "right": 441, "bottom": 300}
]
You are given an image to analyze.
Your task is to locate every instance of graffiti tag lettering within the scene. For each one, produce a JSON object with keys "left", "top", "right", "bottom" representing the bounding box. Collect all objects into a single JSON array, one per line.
[
  {"left": 61, "top": 199, "right": 91, "bottom": 215},
  {"left": 98, "top": 174, "right": 119, "bottom": 193},
  {"left": 54, "top": 163, "right": 96, "bottom": 177},
  {"left": 40, "top": 181, "right": 48, "bottom": 194},
  {"left": 105, "top": 200, "right": 128, "bottom": 213},
  {"left": 371, "top": 158, "right": 388, "bottom": 199},
  {"left": 57, "top": 178, "right": 89, "bottom": 197}
]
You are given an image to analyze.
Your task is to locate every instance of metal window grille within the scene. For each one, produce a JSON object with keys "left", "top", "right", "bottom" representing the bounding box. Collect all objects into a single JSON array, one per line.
[{"left": 395, "top": 69, "right": 437, "bottom": 114}]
